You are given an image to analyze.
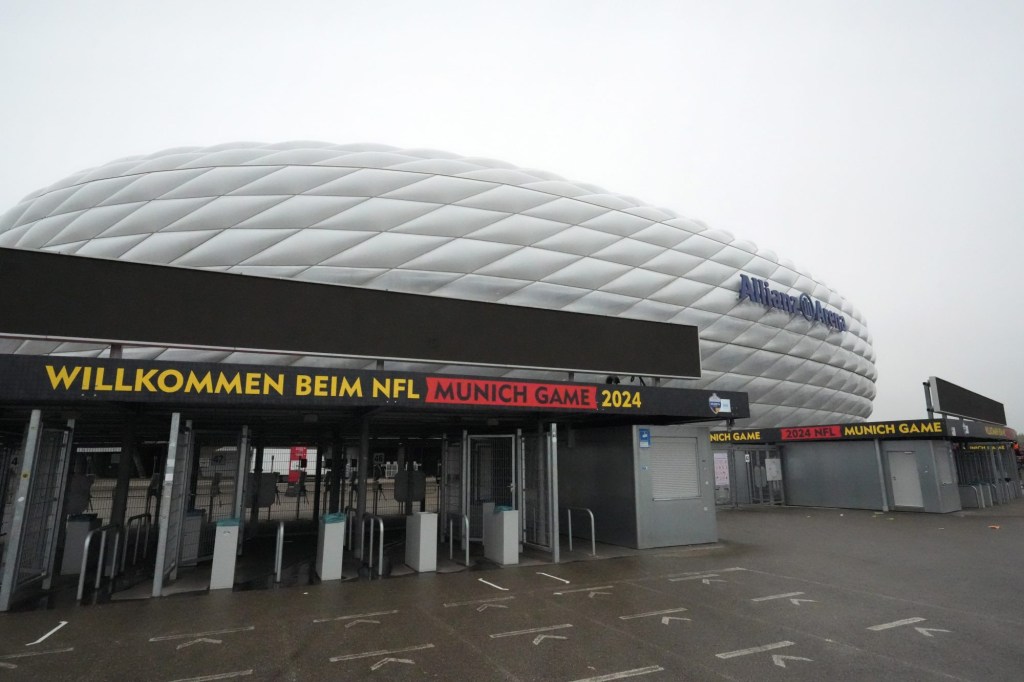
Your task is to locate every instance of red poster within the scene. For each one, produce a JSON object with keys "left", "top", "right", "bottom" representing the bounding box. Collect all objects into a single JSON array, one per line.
[{"left": 289, "top": 446, "right": 307, "bottom": 483}]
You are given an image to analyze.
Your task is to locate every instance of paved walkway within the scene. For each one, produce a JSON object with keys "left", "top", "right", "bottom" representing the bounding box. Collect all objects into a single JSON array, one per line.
[{"left": 2, "top": 501, "right": 1023, "bottom": 680}]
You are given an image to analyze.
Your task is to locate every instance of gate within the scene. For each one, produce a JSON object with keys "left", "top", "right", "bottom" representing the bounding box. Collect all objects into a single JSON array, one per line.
[
  {"left": 522, "top": 430, "right": 552, "bottom": 550},
  {"left": 152, "top": 414, "right": 195, "bottom": 597},
  {"left": 741, "top": 448, "right": 785, "bottom": 505},
  {"left": 467, "top": 435, "right": 517, "bottom": 540},
  {"left": 0, "top": 411, "right": 75, "bottom": 611}
]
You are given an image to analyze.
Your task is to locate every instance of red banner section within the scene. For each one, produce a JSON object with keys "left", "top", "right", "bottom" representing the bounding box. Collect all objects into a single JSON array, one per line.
[
  {"left": 425, "top": 377, "right": 597, "bottom": 410},
  {"left": 780, "top": 425, "right": 843, "bottom": 441},
  {"left": 289, "top": 446, "right": 307, "bottom": 483}
]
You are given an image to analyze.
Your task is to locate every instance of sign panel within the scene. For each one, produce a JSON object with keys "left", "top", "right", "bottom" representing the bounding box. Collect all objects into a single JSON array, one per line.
[
  {"left": 928, "top": 376, "right": 1007, "bottom": 425},
  {"left": 713, "top": 452, "right": 730, "bottom": 485},
  {"left": 764, "top": 458, "right": 782, "bottom": 482},
  {"left": 639, "top": 428, "right": 651, "bottom": 449},
  {"left": 288, "top": 446, "right": 307, "bottom": 484},
  {"left": 0, "top": 355, "right": 749, "bottom": 421},
  {"left": 737, "top": 273, "right": 847, "bottom": 333},
  {"left": 0, "top": 247, "right": 702, "bottom": 379},
  {"left": 709, "top": 419, "right": 960, "bottom": 445}
]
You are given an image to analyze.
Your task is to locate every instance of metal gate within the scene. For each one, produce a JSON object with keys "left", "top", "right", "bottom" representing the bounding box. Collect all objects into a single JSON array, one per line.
[
  {"left": 0, "top": 411, "right": 75, "bottom": 611},
  {"left": 466, "top": 435, "right": 518, "bottom": 540},
  {"left": 152, "top": 414, "right": 194, "bottom": 597},
  {"left": 743, "top": 448, "right": 784, "bottom": 505},
  {"left": 522, "top": 429, "right": 552, "bottom": 550}
]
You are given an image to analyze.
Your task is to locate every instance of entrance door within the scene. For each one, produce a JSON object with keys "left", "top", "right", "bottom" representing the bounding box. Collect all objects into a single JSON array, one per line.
[
  {"left": 743, "top": 448, "right": 784, "bottom": 505},
  {"left": 467, "top": 435, "right": 517, "bottom": 541},
  {"left": 888, "top": 451, "right": 924, "bottom": 508}
]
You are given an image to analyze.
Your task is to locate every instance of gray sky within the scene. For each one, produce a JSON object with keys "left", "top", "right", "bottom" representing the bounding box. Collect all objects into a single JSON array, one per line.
[{"left": 2, "top": 1, "right": 1022, "bottom": 430}]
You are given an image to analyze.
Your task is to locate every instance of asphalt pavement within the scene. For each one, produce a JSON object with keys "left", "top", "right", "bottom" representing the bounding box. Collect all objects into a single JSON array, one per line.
[{"left": 2, "top": 500, "right": 1022, "bottom": 681}]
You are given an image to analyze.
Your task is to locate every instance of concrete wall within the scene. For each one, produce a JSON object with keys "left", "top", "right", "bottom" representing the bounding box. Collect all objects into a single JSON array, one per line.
[
  {"left": 557, "top": 425, "right": 638, "bottom": 548},
  {"left": 636, "top": 425, "right": 717, "bottom": 548}
]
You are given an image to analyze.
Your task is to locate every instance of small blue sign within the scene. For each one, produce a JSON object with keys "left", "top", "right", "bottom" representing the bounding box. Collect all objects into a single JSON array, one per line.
[{"left": 639, "top": 428, "right": 651, "bottom": 448}]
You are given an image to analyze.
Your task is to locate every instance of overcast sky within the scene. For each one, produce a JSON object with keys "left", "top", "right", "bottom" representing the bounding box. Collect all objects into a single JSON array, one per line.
[{"left": 2, "top": 1, "right": 1022, "bottom": 429}]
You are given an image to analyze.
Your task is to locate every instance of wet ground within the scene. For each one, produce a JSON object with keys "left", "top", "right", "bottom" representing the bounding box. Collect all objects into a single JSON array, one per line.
[{"left": 2, "top": 500, "right": 1022, "bottom": 681}]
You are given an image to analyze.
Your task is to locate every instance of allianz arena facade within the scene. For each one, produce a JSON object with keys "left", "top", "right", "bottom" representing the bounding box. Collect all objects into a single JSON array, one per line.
[{"left": 0, "top": 142, "right": 876, "bottom": 427}]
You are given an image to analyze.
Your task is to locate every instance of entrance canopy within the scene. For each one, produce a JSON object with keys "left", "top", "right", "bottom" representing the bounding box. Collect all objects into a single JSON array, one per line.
[
  {"left": 711, "top": 417, "right": 1017, "bottom": 447},
  {"left": 0, "top": 355, "right": 748, "bottom": 443}
]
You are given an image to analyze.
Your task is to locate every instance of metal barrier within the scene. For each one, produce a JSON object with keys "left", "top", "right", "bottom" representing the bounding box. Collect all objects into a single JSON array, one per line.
[
  {"left": 565, "top": 507, "right": 596, "bottom": 556},
  {"left": 448, "top": 513, "right": 470, "bottom": 566},
  {"left": 362, "top": 514, "right": 385, "bottom": 577},
  {"left": 344, "top": 506, "right": 357, "bottom": 550},
  {"left": 77, "top": 524, "right": 122, "bottom": 602},
  {"left": 123, "top": 513, "right": 152, "bottom": 569},
  {"left": 274, "top": 520, "right": 285, "bottom": 584}
]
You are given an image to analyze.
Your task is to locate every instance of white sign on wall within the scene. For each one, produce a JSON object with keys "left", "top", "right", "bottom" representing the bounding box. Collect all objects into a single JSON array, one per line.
[
  {"left": 765, "top": 458, "right": 782, "bottom": 482},
  {"left": 713, "top": 452, "right": 730, "bottom": 486}
]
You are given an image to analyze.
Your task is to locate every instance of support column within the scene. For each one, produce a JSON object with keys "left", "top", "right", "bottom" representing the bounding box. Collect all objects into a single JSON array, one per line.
[
  {"left": 355, "top": 417, "right": 370, "bottom": 561},
  {"left": 548, "top": 422, "right": 560, "bottom": 564},
  {"left": 313, "top": 436, "right": 323, "bottom": 523},
  {"left": 874, "top": 439, "right": 890, "bottom": 512},
  {"left": 249, "top": 437, "right": 264, "bottom": 533},
  {"left": 110, "top": 416, "right": 137, "bottom": 528},
  {"left": 328, "top": 428, "right": 342, "bottom": 514}
]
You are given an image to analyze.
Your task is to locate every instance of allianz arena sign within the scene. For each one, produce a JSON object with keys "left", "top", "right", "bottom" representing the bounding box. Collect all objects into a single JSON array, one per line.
[{"left": 738, "top": 274, "right": 847, "bottom": 333}]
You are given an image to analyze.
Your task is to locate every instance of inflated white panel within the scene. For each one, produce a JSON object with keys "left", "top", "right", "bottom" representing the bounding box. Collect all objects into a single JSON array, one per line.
[{"left": 0, "top": 141, "right": 876, "bottom": 427}]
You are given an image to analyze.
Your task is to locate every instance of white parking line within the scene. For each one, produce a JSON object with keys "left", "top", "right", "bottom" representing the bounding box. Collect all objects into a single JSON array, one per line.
[
  {"left": 569, "top": 666, "right": 666, "bottom": 681},
  {"left": 478, "top": 578, "right": 509, "bottom": 591},
  {"left": 490, "top": 624, "right": 573, "bottom": 639},
  {"left": 165, "top": 670, "right": 253, "bottom": 682},
  {"left": 751, "top": 592, "right": 805, "bottom": 602},
  {"left": 444, "top": 596, "right": 516, "bottom": 608},
  {"left": 313, "top": 609, "right": 399, "bottom": 623},
  {"left": 619, "top": 607, "right": 688, "bottom": 620},
  {"left": 329, "top": 643, "right": 435, "bottom": 663},
  {"left": 0, "top": 647, "right": 74, "bottom": 660},
  {"left": 554, "top": 584, "right": 613, "bottom": 596},
  {"left": 26, "top": 621, "right": 68, "bottom": 646},
  {"left": 149, "top": 626, "right": 254, "bottom": 642},
  {"left": 716, "top": 641, "right": 794, "bottom": 659},
  {"left": 537, "top": 572, "right": 570, "bottom": 584},
  {"left": 867, "top": 617, "right": 926, "bottom": 631}
]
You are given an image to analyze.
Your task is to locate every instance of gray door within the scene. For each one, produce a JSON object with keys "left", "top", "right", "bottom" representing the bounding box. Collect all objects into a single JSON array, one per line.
[{"left": 888, "top": 451, "right": 924, "bottom": 508}]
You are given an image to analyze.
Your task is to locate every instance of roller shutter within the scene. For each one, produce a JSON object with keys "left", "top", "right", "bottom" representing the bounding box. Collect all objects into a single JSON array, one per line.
[{"left": 650, "top": 436, "right": 699, "bottom": 500}]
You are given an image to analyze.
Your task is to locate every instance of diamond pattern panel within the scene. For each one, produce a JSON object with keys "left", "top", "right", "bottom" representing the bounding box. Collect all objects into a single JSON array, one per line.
[{"left": 0, "top": 141, "right": 876, "bottom": 427}]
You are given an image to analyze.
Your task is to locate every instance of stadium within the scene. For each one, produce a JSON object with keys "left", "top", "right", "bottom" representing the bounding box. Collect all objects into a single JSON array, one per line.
[{"left": 0, "top": 141, "right": 876, "bottom": 427}]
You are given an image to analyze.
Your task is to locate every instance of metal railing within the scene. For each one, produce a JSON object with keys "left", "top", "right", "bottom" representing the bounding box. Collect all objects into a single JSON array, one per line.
[
  {"left": 77, "top": 524, "right": 122, "bottom": 602},
  {"left": 123, "top": 513, "right": 152, "bottom": 569},
  {"left": 448, "top": 513, "right": 470, "bottom": 567},
  {"left": 362, "top": 513, "right": 385, "bottom": 578},
  {"left": 565, "top": 507, "right": 596, "bottom": 556},
  {"left": 274, "top": 520, "right": 285, "bottom": 584}
]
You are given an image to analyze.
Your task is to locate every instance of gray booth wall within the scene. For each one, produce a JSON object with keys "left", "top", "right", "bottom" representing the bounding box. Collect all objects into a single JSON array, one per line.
[
  {"left": 879, "top": 440, "right": 960, "bottom": 513},
  {"left": 782, "top": 439, "right": 961, "bottom": 513},
  {"left": 783, "top": 441, "right": 884, "bottom": 510},
  {"left": 636, "top": 425, "right": 717, "bottom": 548},
  {"left": 557, "top": 424, "right": 718, "bottom": 549}
]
